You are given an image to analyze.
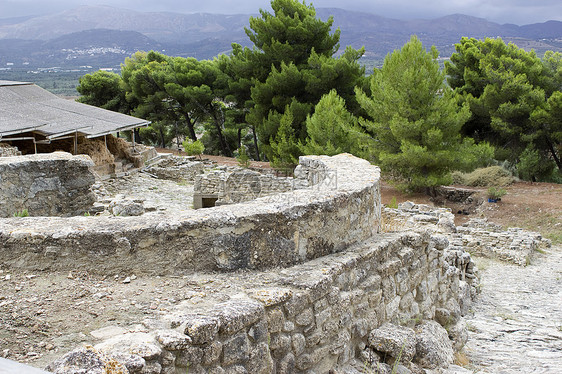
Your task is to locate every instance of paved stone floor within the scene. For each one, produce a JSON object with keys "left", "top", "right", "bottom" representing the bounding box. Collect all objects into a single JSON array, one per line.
[
  {"left": 458, "top": 246, "right": 562, "bottom": 373},
  {"left": 98, "top": 172, "right": 195, "bottom": 214}
]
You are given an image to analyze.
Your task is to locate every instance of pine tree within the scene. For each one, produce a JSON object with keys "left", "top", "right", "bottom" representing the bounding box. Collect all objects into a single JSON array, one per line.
[
  {"left": 357, "top": 36, "right": 493, "bottom": 191},
  {"left": 299, "top": 90, "right": 363, "bottom": 156}
]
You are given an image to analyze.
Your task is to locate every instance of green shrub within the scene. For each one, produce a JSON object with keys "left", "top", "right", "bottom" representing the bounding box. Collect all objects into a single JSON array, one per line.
[
  {"left": 517, "top": 146, "right": 557, "bottom": 182},
  {"left": 182, "top": 139, "right": 205, "bottom": 159},
  {"left": 236, "top": 146, "right": 251, "bottom": 168},
  {"left": 459, "top": 166, "right": 516, "bottom": 187},
  {"left": 487, "top": 186, "right": 507, "bottom": 200},
  {"left": 450, "top": 170, "right": 466, "bottom": 185}
]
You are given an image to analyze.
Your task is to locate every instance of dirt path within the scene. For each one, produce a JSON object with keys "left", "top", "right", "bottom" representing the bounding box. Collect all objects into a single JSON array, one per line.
[{"left": 461, "top": 247, "right": 562, "bottom": 373}]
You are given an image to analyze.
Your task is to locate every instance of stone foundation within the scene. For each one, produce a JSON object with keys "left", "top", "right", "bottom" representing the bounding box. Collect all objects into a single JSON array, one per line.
[
  {"left": 48, "top": 231, "right": 476, "bottom": 374},
  {"left": 384, "top": 202, "right": 551, "bottom": 266},
  {"left": 0, "top": 152, "right": 96, "bottom": 217},
  {"left": 0, "top": 154, "right": 381, "bottom": 273}
]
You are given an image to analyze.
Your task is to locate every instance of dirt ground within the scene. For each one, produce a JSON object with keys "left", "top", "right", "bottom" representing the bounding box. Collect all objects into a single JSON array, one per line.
[{"left": 1, "top": 155, "right": 561, "bottom": 370}]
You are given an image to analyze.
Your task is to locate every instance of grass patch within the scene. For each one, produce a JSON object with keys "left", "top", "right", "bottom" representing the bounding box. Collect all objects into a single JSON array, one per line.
[
  {"left": 454, "top": 351, "right": 470, "bottom": 367},
  {"left": 13, "top": 209, "right": 29, "bottom": 217}
]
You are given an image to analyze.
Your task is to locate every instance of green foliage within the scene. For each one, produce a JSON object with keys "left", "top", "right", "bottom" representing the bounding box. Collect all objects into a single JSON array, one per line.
[
  {"left": 452, "top": 166, "right": 516, "bottom": 187},
  {"left": 119, "top": 51, "right": 235, "bottom": 155},
  {"left": 517, "top": 146, "right": 558, "bottom": 182},
  {"left": 388, "top": 196, "right": 398, "bottom": 209},
  {"left": 446, "top": 37, "right": 562, "bottom": 178},
  {"left": 182, "top": 139, "right": 205, "bottom": 158},
  {"left": 269, "top": 106, "right": 301, "bottom": 169},
  {"left": 299, "top": 90, "right": 364, "bottom": 156},
  {"left": 139, "top": 122, "right": 175, "bottom": 148},
  {"left": 76, "top": 70, "right": 130, "bottom": 113},
  {"left": 236, "top": 146, "right": 251, "bottom": 168},
  {"left": 357, "top": 35, "right": 493, "bottom": 191},
  {"left": 245, "top": 0, "right": 340, "bottom": 72},
  {"left": 487, "top": 186, "right": 507, "bottom": 200},
  {"left": 227, "top": 0, "right": 365, "bottom": 162},
  {"left": 13, "top": 209, "right": 29, "bottom": 217}
]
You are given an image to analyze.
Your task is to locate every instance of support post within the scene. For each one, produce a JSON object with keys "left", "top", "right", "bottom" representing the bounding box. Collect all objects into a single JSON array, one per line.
[{"left": 131, "top": 129, "right": 136, "bottom": 153}]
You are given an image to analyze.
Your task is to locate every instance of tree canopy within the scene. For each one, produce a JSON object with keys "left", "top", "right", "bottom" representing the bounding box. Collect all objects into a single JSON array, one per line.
[
  {"left": 446, "top": 37, "right": 562, "bottom": 180},
  {"left": 75, "top": 0, "right": 562, "bottom": 186},
  {"left": 357, "top": 36, "right": 493, "bottom": 190}
]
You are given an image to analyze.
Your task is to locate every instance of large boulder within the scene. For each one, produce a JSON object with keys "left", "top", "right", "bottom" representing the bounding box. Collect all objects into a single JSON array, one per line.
[
  {"left": 368, "top": 323, "right": 417, "bottom": 363},
  {"left": 414, "top": 320, "right": 454, "bottom": 369},
  {"left": 46, "top": 347, "right": 129, "bottom": 374}
]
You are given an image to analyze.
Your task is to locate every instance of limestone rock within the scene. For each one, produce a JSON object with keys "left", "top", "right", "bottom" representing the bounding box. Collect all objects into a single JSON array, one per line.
[
  {"left": 368, "top": 323, "right": 417, "bottom": 362},
  {"left": 447, "top": 318, "right": 469, "bottom": 351},
  {"left": 414, "top": 320, "right": 453, "bottom": 369},
  {"left": 0, "top": 152, "right": 96, "bottom": 217},
  {"left": 46, "top": 347, "right": 130, "bottom": 374},
  {"left": 109, "top": 199, "right": 145, "bottom": 216}
]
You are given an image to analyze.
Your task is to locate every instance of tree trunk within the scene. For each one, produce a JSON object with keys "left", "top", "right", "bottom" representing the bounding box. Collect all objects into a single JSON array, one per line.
[
  {"left": 252, "top": 126, "right": 261, "bottom": 161},
  {"left": 237, "top": 128, "right": 242, "bottom": 150},
  {"left": 212, "top": 114, "right": 232, "bottom": 157},
  {"left": 159, "top": 129, "right": 166, "bottom": 149},
  {"left": 186, "top": 115, "right": 197, "bottom": 141},
  {"left": 545, "top": 137, "right": 562, "bottom": 171}
]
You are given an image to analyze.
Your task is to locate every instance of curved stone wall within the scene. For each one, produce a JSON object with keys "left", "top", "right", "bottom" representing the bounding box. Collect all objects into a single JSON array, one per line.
[
  {"left": 0, "top": 154, "right": 381, "bottom": 274},
  {"left": 48, "top": 231, "right": 477, "bottom": 374}
]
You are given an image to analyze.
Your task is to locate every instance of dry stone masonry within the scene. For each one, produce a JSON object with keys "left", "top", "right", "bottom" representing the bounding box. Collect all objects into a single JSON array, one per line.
[
  {"left": 47, "top": 231, "right": 476, "bottom": 374},
  {"left": 0, "top": 143, "right": 22, "bottom": 157},
  {"left": 194, "top": 166, "right": 308, "bottom": 207},
  {"left": 0, "top": 154, "right": 381, "bottom": 273},
  {"left": 384, "top": 202, "right": 551, "bottom": 266},
  {"left": 3, "top": 152, "right": 544, "bottom": 373},
  {"left": 0, "top": 151, "right": 96, "bottom": 217}
]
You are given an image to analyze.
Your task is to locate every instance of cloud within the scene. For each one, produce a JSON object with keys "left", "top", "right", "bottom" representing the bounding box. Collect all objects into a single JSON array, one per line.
[{"left": 0, "top": 0, "right": 560, "bottom": 24}]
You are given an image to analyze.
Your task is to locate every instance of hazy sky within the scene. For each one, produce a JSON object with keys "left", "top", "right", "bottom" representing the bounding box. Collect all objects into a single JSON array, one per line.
[{"left": 1, "top": 0, "right": 561, "bottom": 25}]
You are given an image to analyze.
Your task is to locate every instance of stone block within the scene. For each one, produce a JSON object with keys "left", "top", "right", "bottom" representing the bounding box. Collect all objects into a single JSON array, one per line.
[
  {"left": 292, "top": 333, "right": 306, "bottom": 355},
  {"left": 277, "top": 353, "right": 296, "bottom": 374},
  {"left": 266, "top": 307, "right": 285, "bottom": 333},
  {"left": 183, "top": 316, "right": 220, "bottom": 345},
  {"left": 247, "top": 342, "right": 274, "bottom": 374},
  {"left": 414, "top": 320, "right": 453, "bottom": 369},
  {"left": 368, "top": 323, "right": 417, "bottom": 362},
  {"left": 295, "top": 307, "right": 314, "bottom": 326},
  {"left": 155, "top": 329, "right": 192, "bottom": 351},
  {"left": 222, "top": 333, "right": 250, "bottom": 366}
]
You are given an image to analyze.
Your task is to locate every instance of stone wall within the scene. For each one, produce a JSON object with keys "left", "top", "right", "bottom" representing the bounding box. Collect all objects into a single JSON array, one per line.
[
  {"left": 194, "top": 167, "right": 308, "bottom": 207},
  {"left": 0, "top": 143, "right": 21, "bottom": 157},
  {"left": 0, "top": 152, "right": 96, "bottom": 217},
  {"left": 143, "top": 155, "right": 205, "bottom": 182},
  {"left": 0, "top": 154, "right": 381, "bottom": 273},
  {"left": 383, "top": 202, "right": 551, "bottom": 266},
  {"left": 48, "top": 231, "right": 476, "bottom": 374}
]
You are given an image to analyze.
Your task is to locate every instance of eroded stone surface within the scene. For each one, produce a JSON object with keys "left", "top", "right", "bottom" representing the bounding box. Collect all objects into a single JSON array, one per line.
[
  {"left": 0, "top": 152, "right": 96, "bottom": 217},
  {"left": 459, "top": 247, "right": 562, "bottom": 373}
]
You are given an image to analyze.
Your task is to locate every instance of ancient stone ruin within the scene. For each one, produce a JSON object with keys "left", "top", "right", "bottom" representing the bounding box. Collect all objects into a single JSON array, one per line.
[
  {"left": 0, "top": 152, "right": 96, "bottom": 217},
  {"left": 0, "top": 152, "right": 549, "bottom": 373}
]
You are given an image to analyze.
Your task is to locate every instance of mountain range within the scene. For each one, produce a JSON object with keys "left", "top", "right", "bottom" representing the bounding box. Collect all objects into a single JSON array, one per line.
[{"left": 0, "top": 5, "right": 561, "bottom": 69}]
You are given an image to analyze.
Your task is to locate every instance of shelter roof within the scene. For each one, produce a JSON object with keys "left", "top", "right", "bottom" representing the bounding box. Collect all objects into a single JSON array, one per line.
[{"left": 0, "top": 80, "right": 149, "bottom": 139}]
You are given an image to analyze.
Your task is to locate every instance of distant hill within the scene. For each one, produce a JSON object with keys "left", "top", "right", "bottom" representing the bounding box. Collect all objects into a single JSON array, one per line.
[{"left": 0, "top": 5, "right": 561, "bottom": 69}]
